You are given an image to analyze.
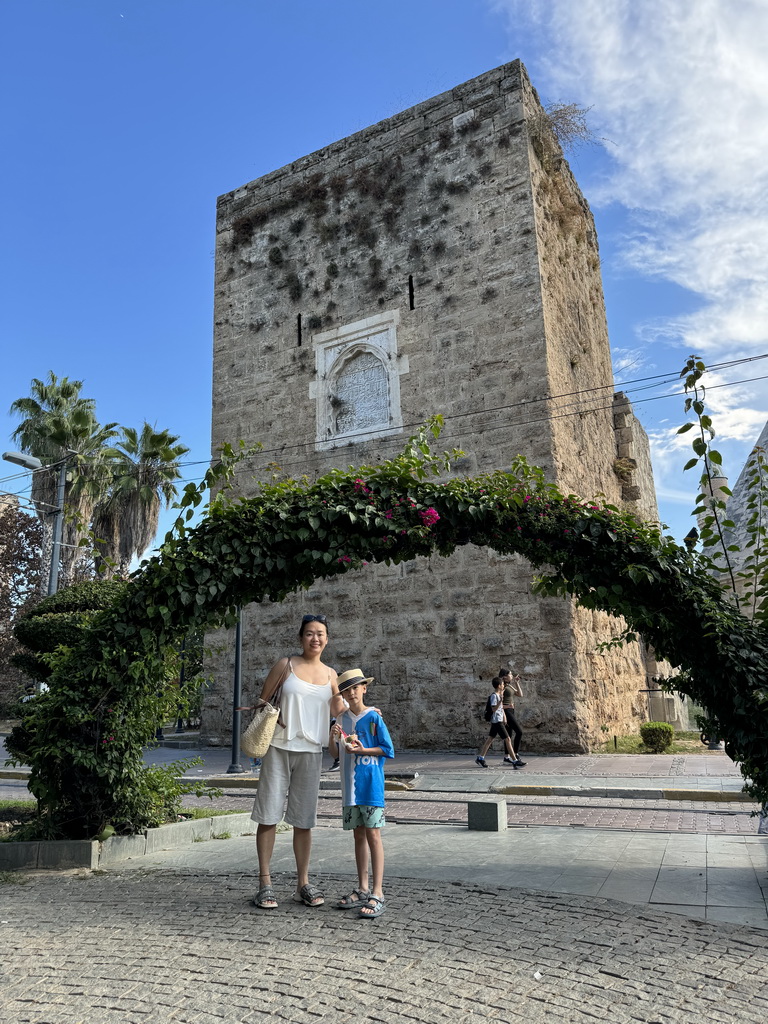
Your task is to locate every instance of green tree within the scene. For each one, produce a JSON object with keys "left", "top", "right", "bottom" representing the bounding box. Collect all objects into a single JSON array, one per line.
[
  {"left": 9, "top": 374, "right": 189, "bottom": 582},
  {"left": 91, "top": 424, "right": 189, "bottom": 576},
  {"left": 679, "top": 356, "right": 768, "bottom": 623},
  {"left": 9, "top": 372, "right": 118, "bottom": 585},
  {"left": 0, "top": 501, "right": 43, "bottom": 710}
]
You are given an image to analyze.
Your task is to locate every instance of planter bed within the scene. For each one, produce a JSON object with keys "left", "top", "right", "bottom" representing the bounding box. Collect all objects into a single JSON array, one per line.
[{"left": 0, "top": 811, "right": 254, "bottom": 871}]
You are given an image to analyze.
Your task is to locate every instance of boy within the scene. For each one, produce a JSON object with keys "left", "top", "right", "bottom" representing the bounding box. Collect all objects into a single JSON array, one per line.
[
  {"left": 476, "top": 677, "right": 518, "bottom": 768},
  {"left": 329, "top": 668, "right": 395, "bottom": 918}
]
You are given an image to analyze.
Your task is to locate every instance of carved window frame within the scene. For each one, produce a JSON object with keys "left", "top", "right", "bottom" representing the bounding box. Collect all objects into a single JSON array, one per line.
[{"left": 309, "top": 310, "right": 408, "bottom": 450}]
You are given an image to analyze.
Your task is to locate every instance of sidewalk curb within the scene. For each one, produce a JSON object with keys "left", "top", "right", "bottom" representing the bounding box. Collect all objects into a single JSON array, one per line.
[
  {"left": 490, "top": 784, "right": 754, "bottom": 802},
  {"left": 1, "top": 769, "right": 752, "bottom": 802}
]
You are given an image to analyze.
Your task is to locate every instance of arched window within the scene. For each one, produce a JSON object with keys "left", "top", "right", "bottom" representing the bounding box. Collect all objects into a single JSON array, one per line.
[
  {"left": 330, "top": 349, "right": 389, "bottom": 437},
  {"left": 310, "top": 309, "right": 408, "bottom": 449}
]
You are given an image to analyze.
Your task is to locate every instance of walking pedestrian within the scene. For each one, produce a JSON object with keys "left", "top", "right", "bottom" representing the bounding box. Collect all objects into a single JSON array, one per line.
[
  {"left": 500, "top": 667, "right": 526, "bottom": 767},
  {"left": 476, "top": 677, "right": 518, "bottom": 767}
]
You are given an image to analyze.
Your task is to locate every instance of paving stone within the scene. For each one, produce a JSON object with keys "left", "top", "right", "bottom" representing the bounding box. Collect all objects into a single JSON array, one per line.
[{"left": 2, "top": 870, "right": 767, "bottom": 1023}]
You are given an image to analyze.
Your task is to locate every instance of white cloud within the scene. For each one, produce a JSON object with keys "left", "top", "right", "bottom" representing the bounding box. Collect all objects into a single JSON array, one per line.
[{"left": 494, "top": 0, "right": 768, "bottom": 442}]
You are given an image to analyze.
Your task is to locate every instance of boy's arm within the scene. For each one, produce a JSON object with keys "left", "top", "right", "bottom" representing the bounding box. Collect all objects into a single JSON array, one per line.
[
  {"left": 366, "top": 712, "right": 395, "bottom": 758},
  {"left": 347, "top": 711, "right": 395, "bottom": 759}
]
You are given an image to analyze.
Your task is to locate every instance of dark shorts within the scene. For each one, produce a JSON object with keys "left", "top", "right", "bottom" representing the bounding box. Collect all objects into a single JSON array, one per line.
[{"left": 489, "top": 722, "right": 510, "bottom": 739}]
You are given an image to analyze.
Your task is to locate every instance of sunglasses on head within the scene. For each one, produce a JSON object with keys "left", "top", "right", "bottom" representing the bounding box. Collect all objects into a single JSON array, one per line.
[{"left": 301, "top": 614, "right": 328, "bottom": 624}]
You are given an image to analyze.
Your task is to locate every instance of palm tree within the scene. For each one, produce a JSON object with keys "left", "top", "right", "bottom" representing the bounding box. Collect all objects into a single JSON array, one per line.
[
  {"left": 10, "top": 373, "right": 118, "bottom": 586},
  {"left": 92, "top": 423, "right": 189, "bottom": 574}
]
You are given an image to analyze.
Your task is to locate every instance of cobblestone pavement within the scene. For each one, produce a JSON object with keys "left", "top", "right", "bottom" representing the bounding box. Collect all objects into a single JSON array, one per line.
[{"left": 1, "top": 868, "right": 767, "bottom": 1024}]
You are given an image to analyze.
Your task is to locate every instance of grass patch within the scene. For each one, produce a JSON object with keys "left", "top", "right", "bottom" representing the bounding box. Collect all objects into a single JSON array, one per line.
[
  {"left": 179, "top": 807, "right": 240, "bottom": 820},
  {"left": 0, "top": 799, "right": 36, "bottom": 823},
  {"left": 0, "top": 870, "right": 29, "bottom": 884},
  {"left": 595, "top": 731, "right": 711, "bottom": 755}
]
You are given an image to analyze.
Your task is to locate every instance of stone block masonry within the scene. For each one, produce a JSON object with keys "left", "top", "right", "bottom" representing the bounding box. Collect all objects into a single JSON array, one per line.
[{"left": 206, "top": 60, "right": 661, "bottom": 753}]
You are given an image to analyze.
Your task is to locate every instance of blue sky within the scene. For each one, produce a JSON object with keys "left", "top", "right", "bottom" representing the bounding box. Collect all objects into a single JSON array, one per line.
[{"left": 2, "top": 0, "right": 767, "bottom": 547}]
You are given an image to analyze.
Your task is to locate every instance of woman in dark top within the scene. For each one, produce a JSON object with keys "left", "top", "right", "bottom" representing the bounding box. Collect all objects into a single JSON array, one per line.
[{"left": 500, "top": 666, "right": 526, "bottom": 767}]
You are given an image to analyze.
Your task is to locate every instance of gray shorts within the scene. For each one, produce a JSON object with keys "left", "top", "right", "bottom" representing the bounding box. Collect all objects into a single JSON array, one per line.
[{"left": 250, "top": 747, "right": 322, "bottom": 829}]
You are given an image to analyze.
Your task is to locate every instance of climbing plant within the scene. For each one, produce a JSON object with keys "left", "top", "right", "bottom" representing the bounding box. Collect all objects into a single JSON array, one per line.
[
  {"left": 5, "top": 420, "right": 768, "bottom": 839},
  {"left": 679, "top": 355, "right": 768, "bottom": 623}
]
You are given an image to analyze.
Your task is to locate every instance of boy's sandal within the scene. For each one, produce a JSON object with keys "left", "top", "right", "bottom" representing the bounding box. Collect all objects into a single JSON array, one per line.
[
  {"left": 292, "top": 883, "right": 325, "bottom": 907},
  {"left": 253, "top": 884, "right": 278, "bottom": 910},
  {"left": 358, "top": 895, "right": 386, "bottom": 918},
  {"left": 335, "top": 888, "right": 370, "bottom": 909}
]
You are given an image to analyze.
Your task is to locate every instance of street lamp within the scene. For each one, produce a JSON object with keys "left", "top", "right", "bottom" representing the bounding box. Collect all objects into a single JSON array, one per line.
[
  {"left": 2, "top": 449, "right": 73, "bottom": 596},
  {"left": 2, "top": 451, "right": 42, "bottom": 472}
]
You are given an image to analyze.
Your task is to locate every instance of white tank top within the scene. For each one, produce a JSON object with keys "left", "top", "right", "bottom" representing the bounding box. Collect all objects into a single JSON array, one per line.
[{"left": 270, "top": 664, "right": 332, "bottom": 753}]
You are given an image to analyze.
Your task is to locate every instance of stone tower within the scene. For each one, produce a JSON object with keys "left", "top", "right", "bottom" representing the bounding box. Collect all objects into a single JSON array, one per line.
[{"left": 204, "top": 60, "right": 660, "bottom": 752}]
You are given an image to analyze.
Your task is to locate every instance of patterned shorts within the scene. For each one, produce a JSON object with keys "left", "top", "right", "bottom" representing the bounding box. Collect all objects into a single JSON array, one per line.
[{"left": 342, "top": 805, "right": 386, "bottom": 830}]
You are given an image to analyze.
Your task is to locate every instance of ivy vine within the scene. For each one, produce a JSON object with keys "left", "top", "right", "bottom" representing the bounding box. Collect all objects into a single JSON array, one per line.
[{"left": 6, "top": 419, "right": 768, "bottom": 839}]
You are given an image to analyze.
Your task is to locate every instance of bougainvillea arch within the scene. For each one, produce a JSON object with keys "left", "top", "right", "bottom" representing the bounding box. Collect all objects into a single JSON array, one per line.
[{"left": 8, "top": 425, "right": 768, "bottom": 838}]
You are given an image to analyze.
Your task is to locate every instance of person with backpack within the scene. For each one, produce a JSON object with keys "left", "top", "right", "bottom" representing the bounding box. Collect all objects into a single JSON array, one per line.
[{"left": 476, "top": 677, "right": 519, "bottom": 768}]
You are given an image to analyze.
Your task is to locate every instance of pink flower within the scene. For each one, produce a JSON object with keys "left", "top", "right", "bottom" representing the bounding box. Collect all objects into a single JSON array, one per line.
[{"left": 418, "top": 507, "right": 440, "bottom": 527}]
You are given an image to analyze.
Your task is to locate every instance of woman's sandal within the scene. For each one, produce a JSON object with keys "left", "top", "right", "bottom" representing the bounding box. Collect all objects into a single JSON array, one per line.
[
  {"left": 254, "top": 884, "right": 278, "bottom": 910},
  {"left": 358, "top": 895, "right": 386, "bottom": 919},
  {"left": 335, "top": 888, "right": 370, "bottom": 909},
  {"left": 292, "top": 883, "right": 325, "bottom": 907}
]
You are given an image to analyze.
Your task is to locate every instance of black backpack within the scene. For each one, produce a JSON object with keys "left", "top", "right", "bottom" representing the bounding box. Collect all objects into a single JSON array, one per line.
[{"left": 484, "top": 695, "right": 494, "bottom": 722}]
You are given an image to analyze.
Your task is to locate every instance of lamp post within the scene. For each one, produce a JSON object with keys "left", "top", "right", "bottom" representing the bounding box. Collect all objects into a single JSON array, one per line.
[
  {"left": 2, "top": 449, "right": 73, "bottom": 596},
  {"left": 227, "top": 607, "right": 246, "bottom": 773}
]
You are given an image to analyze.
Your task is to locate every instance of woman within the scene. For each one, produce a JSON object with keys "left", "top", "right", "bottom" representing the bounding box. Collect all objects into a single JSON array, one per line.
[
  {"left": 248, "top": 613, "right": 346, "bottom": 909},
  {"left": 500, "top": 666, "right": 526, "bottom": 767}
]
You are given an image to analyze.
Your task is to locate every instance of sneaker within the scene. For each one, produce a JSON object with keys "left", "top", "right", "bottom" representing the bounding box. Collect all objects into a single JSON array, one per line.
[
  {"left": 514, "top": 760, "right": 527, "bottom": 767},
  {"left": 475, "top": 756, "right": 489, "bottom": 768},
  {"left": 503, "top": 756, "right": 517, "bottom": 765},
  {"left": 328, "top": 759, "right": 340, "bottom": 772}
]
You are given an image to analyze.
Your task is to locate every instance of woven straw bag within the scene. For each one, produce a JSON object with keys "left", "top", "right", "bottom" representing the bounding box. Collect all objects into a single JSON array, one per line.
[{"left": 240, "top": 659, "right": 290, "bottom": 758}]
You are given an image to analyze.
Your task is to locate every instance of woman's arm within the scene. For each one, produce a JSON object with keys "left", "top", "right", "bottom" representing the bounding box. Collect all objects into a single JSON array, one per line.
[
  {"left": 512, "top": 675, "right": 523, "bottom": 697},
  {"left": 235, "top": 657, "right": 290, "bottom": 710},
  {"left": 329, "top": 674, "right": 349, "bottom": 718}
]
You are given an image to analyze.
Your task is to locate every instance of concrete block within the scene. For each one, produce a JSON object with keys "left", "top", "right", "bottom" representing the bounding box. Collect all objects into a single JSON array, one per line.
[
  {"left": 0, "top": 841, "right": 39, "bottom": 870},
  {"left": 37, "top": 840, "right": 99, "bottom": 870},
  {"left": 98, "top": 833, "right": 147, "bottom": 866},
  {"left": 145, "top": 818, "right": 211, "bottom": 854},
  {"left": 467, "top": 797, "right": 508, "bottom": 832},
  {"left": 212, "top": 813, "right": 254, "bottom": 838}
]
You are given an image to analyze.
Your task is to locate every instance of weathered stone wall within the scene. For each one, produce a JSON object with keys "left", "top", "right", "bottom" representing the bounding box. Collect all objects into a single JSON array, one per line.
[{"left": 204, "top": 60, "right": 659, "bottom": 752}]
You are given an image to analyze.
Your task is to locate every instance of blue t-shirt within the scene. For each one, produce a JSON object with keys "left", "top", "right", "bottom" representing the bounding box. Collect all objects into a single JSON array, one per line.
[{"left": 338, "top": 707, "right": 395, "bottom": 808}]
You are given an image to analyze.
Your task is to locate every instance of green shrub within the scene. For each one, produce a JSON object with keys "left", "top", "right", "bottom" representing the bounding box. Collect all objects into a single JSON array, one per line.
[
  {"left": 640, "top": 721, "right": 675, "bottom": 753},
  {"left": 11, "top": 580, "right": 129, "bottom": 682}
]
